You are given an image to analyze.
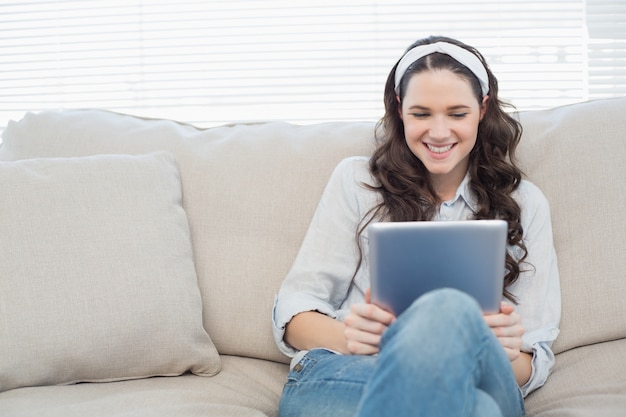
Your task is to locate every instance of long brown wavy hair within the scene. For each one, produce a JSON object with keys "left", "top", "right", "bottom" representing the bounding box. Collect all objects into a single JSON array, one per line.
[{"left": 358, "top": 35, "right": 527, "bottom": 303}]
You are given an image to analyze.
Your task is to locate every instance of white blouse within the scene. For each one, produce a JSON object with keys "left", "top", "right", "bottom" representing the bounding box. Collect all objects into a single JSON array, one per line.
[{"left": 273, "top": 156, "right": 561, "bottom": 397}]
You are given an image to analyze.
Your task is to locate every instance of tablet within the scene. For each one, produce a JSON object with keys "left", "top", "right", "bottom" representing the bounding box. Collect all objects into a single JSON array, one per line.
[{"left": 368, "top": 220, "right": 507, "bottom": 315}]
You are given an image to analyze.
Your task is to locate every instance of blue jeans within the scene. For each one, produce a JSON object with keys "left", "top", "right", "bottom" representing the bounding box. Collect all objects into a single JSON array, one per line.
[{"left": 278, "top": 288, "right": 525, "bottom": 417}]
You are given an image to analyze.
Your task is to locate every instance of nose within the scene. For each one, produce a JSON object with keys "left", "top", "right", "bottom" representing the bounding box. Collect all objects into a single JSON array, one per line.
[{"left": 429, "top": 116, "right": 450, "bottom": 140}]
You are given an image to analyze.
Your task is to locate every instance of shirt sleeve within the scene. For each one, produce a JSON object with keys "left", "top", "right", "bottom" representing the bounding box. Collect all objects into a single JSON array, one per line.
[
  {"left": 272, "top": 157, "right": 374, "bottom": 357},
  {"left": 510, "top": 181, "right": 561, "bottom": 397}
]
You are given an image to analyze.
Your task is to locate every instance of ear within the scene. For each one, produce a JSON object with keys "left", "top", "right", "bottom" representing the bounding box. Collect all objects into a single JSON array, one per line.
[
  {"left": 397, "top": 95, "right": 403, "bottom": 120},
  {"left": 479, "top": 95, "right": 489, "bottom": 121}
]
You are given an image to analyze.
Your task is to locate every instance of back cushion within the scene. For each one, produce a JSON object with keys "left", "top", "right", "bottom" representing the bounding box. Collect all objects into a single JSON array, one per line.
[
  {"left": 0, "top": 152, "right": 221, "bottom": 391},
  {"left": 517, "top": 97, "right": 626, "bottom": 354},
  {"left": 3, "top": 97, "right": 625, "bottom": 361},
  {"left": 0, "top": 110, "right": 375, "bottom": 363}
]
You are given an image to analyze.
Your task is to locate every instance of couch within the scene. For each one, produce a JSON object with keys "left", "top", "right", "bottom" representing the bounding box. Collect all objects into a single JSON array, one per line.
[{"left": 0, "top": 97, "right": 624, "bottom": 417}]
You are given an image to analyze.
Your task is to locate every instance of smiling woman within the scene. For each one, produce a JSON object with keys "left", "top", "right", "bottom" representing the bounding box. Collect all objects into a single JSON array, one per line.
[
  {"left": 0, "top": 0, "right": 624, "bottom": 129},
  {"left": 273, "top": 35, "right": 559, "bottom": 417}
]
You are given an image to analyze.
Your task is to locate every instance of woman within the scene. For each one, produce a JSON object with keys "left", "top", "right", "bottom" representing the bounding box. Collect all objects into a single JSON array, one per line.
[{"left": 272, "top": 35, "right": 560, "bottom": 417}]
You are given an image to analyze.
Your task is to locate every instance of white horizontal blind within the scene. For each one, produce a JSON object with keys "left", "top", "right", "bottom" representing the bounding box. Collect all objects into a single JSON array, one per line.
[
  {"left": 0, "top": 0, "right": 624, "bottom": 129},
  {"left": 586, "top": 0, "right": 626, "bottom": 98}
]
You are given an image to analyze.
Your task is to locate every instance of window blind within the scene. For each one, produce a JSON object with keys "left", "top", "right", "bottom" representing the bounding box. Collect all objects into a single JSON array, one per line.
[
  {"left": 1, "top": 0, "right": 624, "bottom": 129},
  {"left": 586, "top": 0, "right": 626, "bottom": 98}
]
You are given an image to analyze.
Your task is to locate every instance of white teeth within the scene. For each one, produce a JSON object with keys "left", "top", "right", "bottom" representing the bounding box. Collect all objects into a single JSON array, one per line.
[{"left": 427, "top": 144, "right": 453, "bottom": 153}]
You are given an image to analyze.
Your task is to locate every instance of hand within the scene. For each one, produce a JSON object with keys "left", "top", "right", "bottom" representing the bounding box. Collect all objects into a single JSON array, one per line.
[
  {"left": 343, "top": 288, "right": 396, "bottom": 355},
  {"left": 483, "top": 302, "right": 525, "bottom": 362}
]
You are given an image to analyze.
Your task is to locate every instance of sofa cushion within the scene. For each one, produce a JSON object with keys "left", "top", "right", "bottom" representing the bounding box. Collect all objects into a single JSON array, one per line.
[
  {"left": 0, "top": 152, "right": 220, "bottom": 393},
  {"left": 524, "top": 338, "right": 626, "bottom": 416},
  {"left": 0, "top": 355, "right": 287, "bottom": 417},
  {"left": 516, "top": 97, "right": 626, "bottom": 355},
  {"left": 0, "top": 110, "right": 376, "bottom": 364}
]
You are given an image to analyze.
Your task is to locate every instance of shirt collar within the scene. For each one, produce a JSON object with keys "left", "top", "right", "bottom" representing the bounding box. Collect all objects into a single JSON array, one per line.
[{"left": 441, "top": 173, "right": 479, "bottom": 214}]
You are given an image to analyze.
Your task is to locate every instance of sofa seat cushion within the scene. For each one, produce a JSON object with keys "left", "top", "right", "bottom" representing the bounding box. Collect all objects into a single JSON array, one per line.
[
  {"left": 0, "top": 152, "right": 220, "bottom": 392},
  {"left": 0, "top": 356, "right": 288, "bottom": 417},
  {"left": 524, "top": 338, "right": 626, "bottom": 416}
]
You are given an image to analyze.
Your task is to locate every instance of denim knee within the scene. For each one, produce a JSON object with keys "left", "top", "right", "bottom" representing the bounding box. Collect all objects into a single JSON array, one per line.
[
  {"left": 357, "top": 289, "right": 523, "bottom": 417},
  {"left": 413, "top": 287, "right": 482, "bottom": 315},
  {"left": 380, "top": 288, "right": 486, "bottom": 352}
]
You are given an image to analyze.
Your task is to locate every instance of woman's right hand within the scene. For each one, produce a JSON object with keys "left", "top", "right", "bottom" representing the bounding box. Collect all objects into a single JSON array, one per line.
[{"left": 343, "top": 288, "right": 396, "bottom": 355}]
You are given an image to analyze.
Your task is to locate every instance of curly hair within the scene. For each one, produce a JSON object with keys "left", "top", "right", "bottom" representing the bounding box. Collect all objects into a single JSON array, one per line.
[{"left": 358, "top": 36, "right": 527, "bottom": 303}]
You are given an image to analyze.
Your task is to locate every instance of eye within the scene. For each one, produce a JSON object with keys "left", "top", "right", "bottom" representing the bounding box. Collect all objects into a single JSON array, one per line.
[
  {"left": 410, "top": 112, "right": 429, "bottom": 119},
  {"left": 450, "top": 113, "right": 468, "bottom": 119}
]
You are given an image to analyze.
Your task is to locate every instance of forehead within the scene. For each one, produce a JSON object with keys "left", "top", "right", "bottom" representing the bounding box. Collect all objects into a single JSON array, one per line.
[{"left": 402, "top": 69, "right": 479, "bottom": 106}]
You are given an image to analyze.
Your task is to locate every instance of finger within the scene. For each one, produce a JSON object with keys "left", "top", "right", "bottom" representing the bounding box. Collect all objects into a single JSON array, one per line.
[
  {"left": 344, "top": 314, "right": 389, "bottom": 338},
  {"left": 345, "top": 338, "right": 380, "bottom": 355},
  {"left": 501, "top": 346, "right": 521, "bottom": 362},
  {"left": 499, "top": 302, "right": 514, "bottom": 314},
  {"left": 484, "top": 311, "right": 521, "bottom": 328},
  {"left": 343, "top": 323, "right": 382, "bottom": 355},
  {"left": 351, "top": 303, "right": 396, "bottom": 327},
  {"left": 494, "top": 325, "right": 525, "bottom": 339},
  {"left": 345, "top": 306, "right": 385, "bottom": 331},
  {"left": 497, "top": 335, "right": 523, "bottom": 350},
  {"left": 494, "top": 333, "right": 523, "bottom": 361},
  {"left": 344, "top": 326, "right": 382, "bottom": 348}
]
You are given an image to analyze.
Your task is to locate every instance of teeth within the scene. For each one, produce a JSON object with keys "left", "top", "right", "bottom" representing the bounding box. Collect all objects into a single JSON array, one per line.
[{"left": 427, "top": 144, "right": 453, "bottom": 153}]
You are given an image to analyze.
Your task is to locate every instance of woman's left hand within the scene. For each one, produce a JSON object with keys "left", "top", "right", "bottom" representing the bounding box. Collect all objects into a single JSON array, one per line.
[{"left": 483, "top": 302, "right": 524, "bottom": 362}]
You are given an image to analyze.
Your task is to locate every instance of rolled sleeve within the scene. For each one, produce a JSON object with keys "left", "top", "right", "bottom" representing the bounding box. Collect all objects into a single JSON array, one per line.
[
  {"left": 520, "top": 339, "right": 557, "bottom": 396},
  {"left": 272, "top": 293, "right": 338, "bottom": 357}
]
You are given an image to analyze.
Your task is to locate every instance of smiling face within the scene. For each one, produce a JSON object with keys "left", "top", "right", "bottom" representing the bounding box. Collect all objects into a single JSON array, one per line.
[{"left": 400, "top": 69, "right": 488, "bottom": 200}]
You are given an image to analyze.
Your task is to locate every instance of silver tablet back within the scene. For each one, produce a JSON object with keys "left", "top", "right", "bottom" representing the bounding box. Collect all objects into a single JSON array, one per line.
[{"left": 369, "top": 220, "right": 507, "bottom": 315}]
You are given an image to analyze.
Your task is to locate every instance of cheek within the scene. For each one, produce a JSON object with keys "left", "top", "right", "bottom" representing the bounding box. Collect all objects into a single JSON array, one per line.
[
  {"left": 402, "top": 120, "right": 424, "bottom": 141},
  {"left": 459, "top": 120, "right": 480, "bottom": 140}
]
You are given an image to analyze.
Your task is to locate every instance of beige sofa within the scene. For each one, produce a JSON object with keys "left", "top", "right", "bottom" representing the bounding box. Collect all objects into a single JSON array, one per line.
[{"left": 0, "top": 97, "right": 625, "bottom": 417}]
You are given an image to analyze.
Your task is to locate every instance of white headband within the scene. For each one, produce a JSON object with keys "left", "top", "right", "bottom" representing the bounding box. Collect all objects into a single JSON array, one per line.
[{"left": 394, "top": 41, "right": 489, "bottom": 96}]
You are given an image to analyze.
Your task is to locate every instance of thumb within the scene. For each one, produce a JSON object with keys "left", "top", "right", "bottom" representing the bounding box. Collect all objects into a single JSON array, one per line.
[
  {"left": 500, "top": 302, "right": 514, "bottom": 314},
  {"left": 365, "top": 288, "right": 372, "bottom": 304}
]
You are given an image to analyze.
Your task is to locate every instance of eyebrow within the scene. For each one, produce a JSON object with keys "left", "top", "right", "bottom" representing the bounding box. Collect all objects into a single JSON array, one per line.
[{"left": 408, "top": 104, "right": 472, "bottom": 111}]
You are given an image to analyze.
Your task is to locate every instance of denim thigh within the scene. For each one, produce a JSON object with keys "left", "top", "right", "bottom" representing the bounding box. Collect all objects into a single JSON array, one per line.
[{"left": 278, "top": 349, "right": 376, "bottom": 417}]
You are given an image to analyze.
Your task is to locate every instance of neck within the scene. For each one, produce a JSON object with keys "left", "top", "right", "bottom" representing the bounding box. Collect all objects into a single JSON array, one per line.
[{"left": 431, "top": 170, "right": 467, "bottom": 203}]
